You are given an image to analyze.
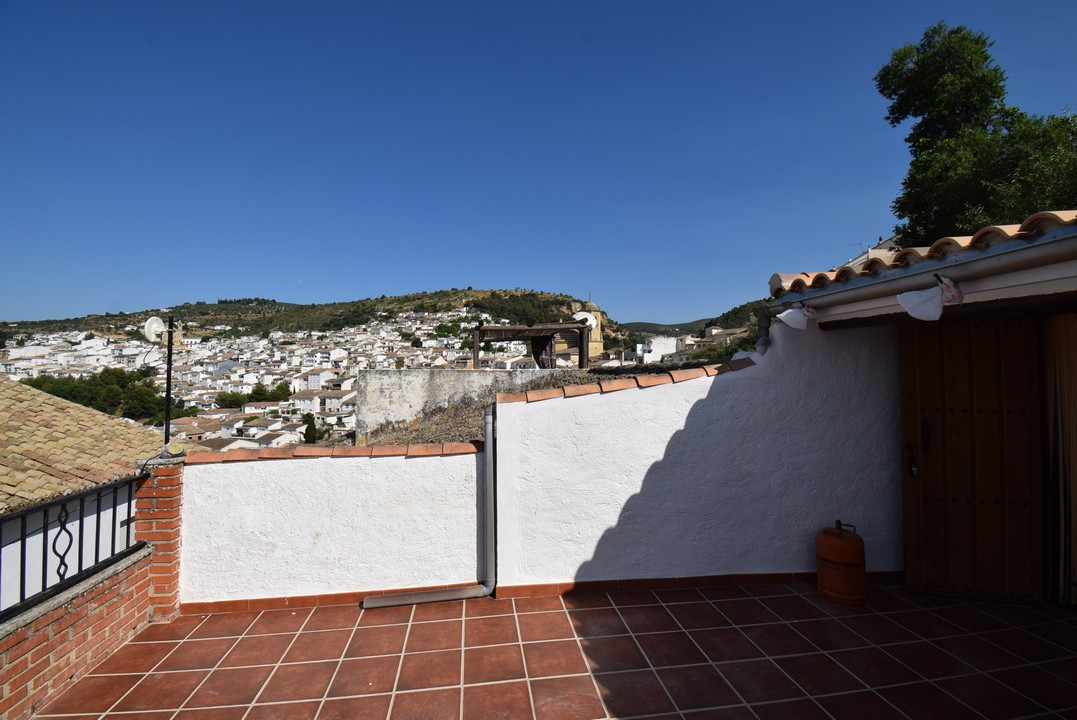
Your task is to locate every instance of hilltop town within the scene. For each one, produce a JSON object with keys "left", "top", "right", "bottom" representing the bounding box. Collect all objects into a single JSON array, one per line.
[{"left": 3, "top": 298, "right": 751, "bottom": 451}]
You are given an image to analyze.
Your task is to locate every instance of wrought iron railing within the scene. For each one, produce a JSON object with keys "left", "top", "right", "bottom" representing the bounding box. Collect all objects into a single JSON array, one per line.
[{"left": 0, "top": 476, "right": 147, "bottom": 622}]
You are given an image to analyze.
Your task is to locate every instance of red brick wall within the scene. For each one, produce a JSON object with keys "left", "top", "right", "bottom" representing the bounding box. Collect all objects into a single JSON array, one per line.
[{"left": 0, "top": 458, "right": 184, "bottom": 720}]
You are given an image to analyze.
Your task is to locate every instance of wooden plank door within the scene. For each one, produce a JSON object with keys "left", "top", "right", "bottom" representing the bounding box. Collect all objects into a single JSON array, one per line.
[{"left": 899, "top": 317, "right": 1045, "bottom": 600}]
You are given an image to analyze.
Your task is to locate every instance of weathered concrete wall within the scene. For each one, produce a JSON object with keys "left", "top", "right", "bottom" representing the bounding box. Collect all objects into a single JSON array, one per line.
[
  {"left": 354, "top": 368, "right": 584, "bottom": 435},
  {"left": 180, "top": 454, "right": 482, "bottom": 602},
  {"left": 495, "top": 323, "right": 902, "bottom": 586}
]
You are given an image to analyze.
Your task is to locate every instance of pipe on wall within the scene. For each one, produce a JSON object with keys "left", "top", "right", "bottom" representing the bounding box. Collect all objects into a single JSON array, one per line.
[{"left": 362, "top": 404, "right": 497, "bottom": 608}]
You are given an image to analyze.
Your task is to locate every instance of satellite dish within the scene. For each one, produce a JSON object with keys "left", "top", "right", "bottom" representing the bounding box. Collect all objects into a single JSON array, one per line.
[
  {"left": 572, "top": 311, "right": 598, "bottom": 330},
  {"left": 143, "top": 316, "right": 166, "bottom": 343}
]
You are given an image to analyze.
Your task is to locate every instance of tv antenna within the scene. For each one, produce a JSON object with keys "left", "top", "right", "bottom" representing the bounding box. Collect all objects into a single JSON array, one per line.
[{"left": 143, "top": 315, "right": 183, "bottom": 456}]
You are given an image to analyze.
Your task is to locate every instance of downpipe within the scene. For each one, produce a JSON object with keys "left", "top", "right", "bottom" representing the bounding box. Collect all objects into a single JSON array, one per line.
[{"left": 362, "top": 404, "right": 497, "bottom": 608}]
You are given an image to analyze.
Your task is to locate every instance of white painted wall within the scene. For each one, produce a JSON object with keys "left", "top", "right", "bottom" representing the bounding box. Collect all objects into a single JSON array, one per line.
[
  {"left": 496, "top": 323, "right": 902, "bottom": 586},
  {"left": 180, "top": 454, "right": 482, "bottom": 602}
]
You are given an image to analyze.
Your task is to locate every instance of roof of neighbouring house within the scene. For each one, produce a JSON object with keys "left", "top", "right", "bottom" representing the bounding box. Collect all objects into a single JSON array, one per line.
[
  {"left": 0, "top": 378, "right": 163, "bottom": 514},
  {"left": 769, "top": 210, "right": 1077, "bottom": 301}
]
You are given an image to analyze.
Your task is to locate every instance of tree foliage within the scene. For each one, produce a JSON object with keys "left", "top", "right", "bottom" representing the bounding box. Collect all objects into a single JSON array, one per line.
[
  {"left": 876, "top": 22, "right": 1077, "bottom": 245},
  {"left": 20, "top": 366, "right": 196, "bottom": 424}
]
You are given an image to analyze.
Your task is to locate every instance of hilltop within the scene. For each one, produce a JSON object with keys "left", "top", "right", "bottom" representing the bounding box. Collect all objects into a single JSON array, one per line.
[
  {"left": 3, "top": 289, "right": 628, "bottom": 341},
  {"left": 623, "top": 299, "right": 770, "bottom": 337}
]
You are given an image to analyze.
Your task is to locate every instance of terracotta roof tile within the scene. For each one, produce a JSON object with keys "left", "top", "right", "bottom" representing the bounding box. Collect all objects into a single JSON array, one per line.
[
  {"left": 526, "top": 388, "right": 565, "bottom": 402},
  {"left": 332, "top": 446, "right": 372, "bottom": 458},
  {"left": 442, "top": 441, "right": 482, "bottom": 455},
  {"left": 770, "top": 209, "right": 1077, "bottom": 300},
  {"left": 669, "top": 368, "right": 707, "bottom": 383},
  {"left": 0, "top": 378, "right": 163, "bottom": 514},
  {"left": 636, "top": 373, "right": 674, "bottom": 387},
  {"left": 405, "top": 443, "right": 444, "bottom": 457},
  {"left": 370, "top": 444, "right": 408, "bottom": 457},
  {"left": 562, "top": 383, "right": 601, "bottom": 398},
  {"left": 599, "top": 378, "right": 639, "bottom": 393},
  {"left": 496, "top": 392, "right": 528, "bottom": 404}
]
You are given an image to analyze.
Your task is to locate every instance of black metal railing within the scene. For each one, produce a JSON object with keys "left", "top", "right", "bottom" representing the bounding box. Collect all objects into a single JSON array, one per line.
[{"left": 0, "top": 475, "right": 147, "bottom": 622}]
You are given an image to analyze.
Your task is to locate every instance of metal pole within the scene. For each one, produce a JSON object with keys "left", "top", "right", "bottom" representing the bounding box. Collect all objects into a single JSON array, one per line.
[{"left": 164, "top": 315, "right": 174, "bottom": 446}]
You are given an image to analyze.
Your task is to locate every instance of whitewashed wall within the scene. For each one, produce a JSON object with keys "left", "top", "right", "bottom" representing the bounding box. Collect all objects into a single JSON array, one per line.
[
  {"left": 496, "top": 323, "right": 902, "bottom": 586},
  {"left": 180, "top": 454, "right": 482, "bottom": 603}
]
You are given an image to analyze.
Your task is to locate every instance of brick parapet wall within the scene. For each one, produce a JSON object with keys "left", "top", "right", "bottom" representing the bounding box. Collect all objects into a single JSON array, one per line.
[{"left": 0, "top": 457, "right": 185, "bottom": 720}]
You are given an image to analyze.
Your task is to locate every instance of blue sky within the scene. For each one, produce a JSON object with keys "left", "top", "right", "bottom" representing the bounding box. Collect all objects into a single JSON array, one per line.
[{"left": 2, "top": 1, "right": 1074, "bottom": 324}]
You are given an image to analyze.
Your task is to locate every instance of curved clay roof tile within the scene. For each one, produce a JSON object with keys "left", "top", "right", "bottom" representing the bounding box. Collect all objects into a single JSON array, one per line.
[
  {"left": 1019, "top": 210, "right": 1077, "bottom": 236},
  {"left": 808, "top": 271, "right": 836, "bottom": 289},
  {"left": 861, "top": 257, "right": 891, "bottom": 275},
  {"left": 769, "top": 272, "right": 813, "bottom": 298},
  {"left": 970, "top": 224, "right": 1021, "bottom": 249},
  {"left": 834, "top": 266, "right": 860, "bottom": 282},
  {"left": 927, "top": 236, "right": 974, "bottom": 258}
]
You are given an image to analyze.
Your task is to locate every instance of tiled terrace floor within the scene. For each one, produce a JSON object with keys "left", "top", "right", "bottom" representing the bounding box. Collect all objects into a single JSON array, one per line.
[{"left": 36, "top": 582, "right": 1077, "bottom": 720}]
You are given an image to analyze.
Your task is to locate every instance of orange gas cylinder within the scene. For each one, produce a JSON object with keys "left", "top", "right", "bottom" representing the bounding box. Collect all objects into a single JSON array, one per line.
[{"left": 816, "top": 520, "right": 866, "bottom": 607}]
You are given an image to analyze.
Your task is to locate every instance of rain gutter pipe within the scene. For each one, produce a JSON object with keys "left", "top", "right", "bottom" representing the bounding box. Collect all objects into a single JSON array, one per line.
[
  {"left": 362, "top": 404, "right": 497, "bottom": 608},
  {"left": 753, "top": 228, "right": 1077, "bottom": 355}
]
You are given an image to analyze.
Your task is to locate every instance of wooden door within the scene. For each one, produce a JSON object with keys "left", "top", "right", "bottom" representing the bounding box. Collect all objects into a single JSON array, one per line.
[{"left": 899, "top": 317, "right": 1045, "bottom": 600}]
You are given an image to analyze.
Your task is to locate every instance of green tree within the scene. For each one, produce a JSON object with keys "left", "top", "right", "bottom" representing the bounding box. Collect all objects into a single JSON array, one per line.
[
  {"left": 877, "top": 22, "right": 1077, "bottom": 245},
  {"left": 215, "top": 391, "right": 249, "bottom": 409},
  {"left": 302, "top": 412, "right": 319, "bottom": 444},
  {"left": 249, "top": 382, "right": 270, "bottom": 402},
  {"left": 270, "top": 381, "right": 292, "bottom": 401}
]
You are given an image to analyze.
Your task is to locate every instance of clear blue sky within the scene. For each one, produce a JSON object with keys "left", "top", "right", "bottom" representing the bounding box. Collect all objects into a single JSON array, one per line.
[{"left": 2, "top": 1, "right": 1074, "bottom": 324}]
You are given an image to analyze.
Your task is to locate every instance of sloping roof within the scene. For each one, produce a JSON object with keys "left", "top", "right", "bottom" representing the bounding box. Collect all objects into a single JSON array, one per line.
[
  {"left": 0, "top": 378, "right": 163, "bottom": 515},
  {"left": 770, "top": 210, "right": 1077, "bottom": 300}
]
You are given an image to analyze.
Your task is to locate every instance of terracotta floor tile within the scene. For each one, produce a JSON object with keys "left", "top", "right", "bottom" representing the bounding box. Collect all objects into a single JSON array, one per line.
[
  {"left": 815, "top": 690, "right": 907, "bottom": 720},
  {"left": 530, "top": 675, "right": 606, "bottom": 720},
  {"left": 594, "top": 669, "right": 676, "bottom": 717},
  {"left": 864, "top": 589, "right": 917, "bottom": 613},
  {"left": 185, "top": 665, "right": 274, "bottom": 707},
  {"left": 246, "top": 701, "right": 320, "bottom": 720},
  {"left": 717, "top": 659, "right": 804, "bottom": 703},
  {"left": 304, "top": 605, "right": 361, "bottom": 631},
  {"left": 257, "top": 661, "right": 337, "bottom": 703},
  {"left": 283, "top": 629, "right": 351, "bottom": 663},
  {"left": 90, "top": 641, "right": 177, "bottom": 674},
  {"left": 886, "top": 588, "right": 960, "bottom": 609},
  {"left": 666, "top": 602, "right": 730, "bottom": 630},
  {"left": 328, "top": 655, "right": 400, "bottom": 697},
  {"left": 743, "top": 584, "right": 796, "bottom": 598},
  {"left": 657, "top": 664, "right": 740, "bottom": 710},
  {"left": 464, "top": 614, "right": 519, "bottom": 646},
  {"left": 982, "top": 627, "right": 1071, "bottom": 662},
  {"left": 523, "top": 639, "right": 589, "bottom": 677},
  {"left": 132, "top": 615, "right": 207, "bottom": 642},
  {"left": 757, "top": 595, "right": 827, "bottom": 621},
  {"left": 464, "top": 644, "right": 526, "bottom": 684},
  {"left": 714, "top": 599, "right": 780, "bottom": 625},
  {"left": 219, "top": 633, "right": 294, "bottom": 667},
  {"left": 318, "top": 695, "right": 392, "bottom": 720},
  {"left": 464, "top": 596, "right": 515, "bottom": 617},
  {"left": 839, "top": 614, "right": 918, "bottom": 645},
  {"left": 405, "top": 619, "right": 462, "bottom": 652},
  {"left": 113, "top": 670, "right": 209, "bottom": 712},
  {"left": 773, "top": 653, "right": 864, "bottom": 695},
  {"left": 990, "top": 665, "right": 1077, "bottom": 710},
  {"left": 977, "top": 601, "right": 1055, "bottom": 627},
  {"left": 938, "top": 672, "right": 1048, "bottom": 720},
  {"left": 636, "top": 631, "right": 708, "bottom": 667},
  {"left": 806, "top": 595, "right": 873, "bottom": 618},
  {"left": 514, "top": 595, "right": 565, "bottom": 613},
  {"left": 790, "top": 618, "right": 867, "bottom": 651},
  {"left": 701, "top": 586, "right": 750, "bottom": 601},
  {"left": 882, "top": 640, "right": 976, "bottom": 679},
  {"left": 346, "top": 624, "right": 408, "bottom": 657},
  {"left": 829, "top": 646, "right": 920, "bottom": 686},
  {"left": 396, "top": 649, "right": 461, "bottom": 690},
  {"left": 562, "top": 593, "right": 612, "bottom": 609},
  {"left": 609, "top": 590, "right": 659, "bottom": 606},
  {"left": 358, "top": 605, "right": 413, "bottom": 626},
  {"left": 619, "top": 605, "right": 680, "bottom": 634},
  {"left": 157, "top": 638, "right": 237, "bottom": 671},
  {"left": 463, "top": 680, "right": 532, "bottom": 719},
  {"left": 568, "top": 608, "right": 629, "bottom": 638},
  {"left": 877, "top": 681, "right": 983, "bottom": 719},
  {"left": 518, "top": 610, "right": 574, "bottom": 641},
  {"left": 740, "top": 623, "right": 815, "bottom": 657},
  {"left": 1041, "top": 656, "right": 1077, "bottom": 685},
  {"left": 690, "top": 628, "right": 764, "bottom": 663},
  {"left": 682, "top": 706, "right": 755, "bottom": 719},
  {"left": 412, "top": 599, "right": 464, "bottom": 621},
  {"left": 931, "top": 633, "right": 1025, "bottom": 671},
  {"left": 931, "top": 604, "right": 1009, "bottom": 633},
  {"left": 390, "top": 687, "right": 461, "bottom": 720},
  {"left": 189, "top": 612, "right": 260, "bottom": 639},
  {"left": 175, "top": 707, "right": 248, "bottom": 720},
  {"left": 1027, "top": 620, "right": 1077, "bottom": 652},
  {"left": 247, "top": 608, "right": 312, "bottom": 635},
  {"left": 655, "top": 588, "right": 706, "bottom": 604},
  {"left": 887, "top": 609, "right": 965, "bottom": 639},
  {"left": 39, "top": 674, "right": 144, "bottom": 714},
  {"left": 750, "top": 698, "right": 831, "bottom": 720},
  {"left": 579, "top": 635, "right": 650, "bottom": 673}
]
